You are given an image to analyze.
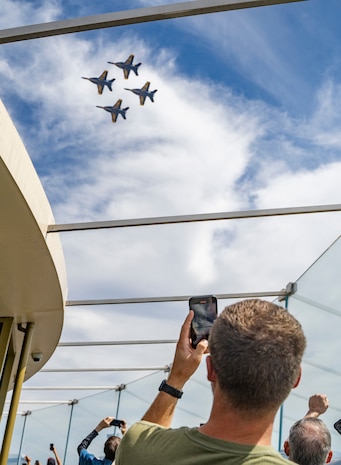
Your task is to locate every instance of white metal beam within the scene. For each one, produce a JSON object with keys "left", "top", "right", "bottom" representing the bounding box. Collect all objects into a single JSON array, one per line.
[
  {"left": 48, "top": 204, "right": 341, "bottom": 234},
  {"left": 0, "top": 0, "right": 307, "bottom": 44}
]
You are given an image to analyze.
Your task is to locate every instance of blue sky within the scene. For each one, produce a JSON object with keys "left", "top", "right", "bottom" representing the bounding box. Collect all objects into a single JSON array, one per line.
[{"left": 1, "top": 0, "right": 341, "bottom": 457}]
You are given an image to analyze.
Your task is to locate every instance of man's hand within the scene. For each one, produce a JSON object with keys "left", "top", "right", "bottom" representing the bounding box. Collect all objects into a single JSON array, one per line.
[
  {"left": 167, "top": 310, "right": 208, "bottom": 390},
  {"left": 95, "top": 417, "right": 115, "bottom": 432},
  {"left": 305, "top": 394, "right": 329, "bottom": 418},
  {"left": 120, "top": 420, "right": 127, "bottom": 435}
]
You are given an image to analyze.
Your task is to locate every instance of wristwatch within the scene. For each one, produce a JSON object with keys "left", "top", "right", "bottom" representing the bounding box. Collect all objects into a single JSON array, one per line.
[{"left": 158, "top": 379, "right": 183, "bottom": 398}]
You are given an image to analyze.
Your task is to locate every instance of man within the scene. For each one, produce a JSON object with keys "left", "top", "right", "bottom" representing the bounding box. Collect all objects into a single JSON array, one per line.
[
  {"left": 283, "top": 393, "right": 333, "bottom": 465},
  {"left": 116, "top": 298, "right": 306, "bottom": 465},
  {"left": 77, "top": 417, "right": 127, "bottom": 465},
  {"left": 284, "top": 418, "right": 333, "bottom": 465}
]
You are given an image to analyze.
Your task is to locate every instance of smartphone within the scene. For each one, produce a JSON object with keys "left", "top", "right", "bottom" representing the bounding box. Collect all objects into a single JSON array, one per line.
[
  {"left": 334, "top": 419, "right": 341, "bottom": 434},
  {"left": 49, "top": 444, "right": 54, "bottom": 451},
  {"left": 110, "top": 419, "right": 124, "bottom": 427},
  {"left": 189, "top": 295, "right": 217, "bottom": 348}
]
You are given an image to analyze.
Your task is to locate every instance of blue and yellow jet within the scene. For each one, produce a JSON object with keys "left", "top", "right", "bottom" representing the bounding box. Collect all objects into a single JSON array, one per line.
[
  {"left": 124, "top": 81, "right": 157, "bottom": 105},
  {"left": 82, "top": 70, "right": 115, "bottom": 94},
  {"left": 96, "top": 99, "right": 129, "bottom": 123},
  {"left": 108, "top": 54, "right": 142, "bottom": 80}
]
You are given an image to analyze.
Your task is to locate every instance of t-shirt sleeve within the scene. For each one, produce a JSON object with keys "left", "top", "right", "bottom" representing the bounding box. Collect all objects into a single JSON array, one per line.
[{"left": 115, "top": 421, "right": 168, "bottom": 465}]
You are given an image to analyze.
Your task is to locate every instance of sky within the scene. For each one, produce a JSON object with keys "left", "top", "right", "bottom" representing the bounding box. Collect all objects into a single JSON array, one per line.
[{"left": 1, "top": 0, "right": 341, "bottom": 459}]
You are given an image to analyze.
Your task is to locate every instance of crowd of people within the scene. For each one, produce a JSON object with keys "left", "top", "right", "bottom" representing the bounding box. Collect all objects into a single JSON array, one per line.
[
  {"left": 24, "top": 299, "right": 338, "bottom": 465},
  {"left": 24, "top": 444, "right": 62, "bottom": 465}
]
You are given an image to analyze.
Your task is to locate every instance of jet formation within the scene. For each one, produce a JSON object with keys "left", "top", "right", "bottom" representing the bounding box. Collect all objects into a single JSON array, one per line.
[{"left": 82, "top": 54, "right": 157, "bottom": 123}]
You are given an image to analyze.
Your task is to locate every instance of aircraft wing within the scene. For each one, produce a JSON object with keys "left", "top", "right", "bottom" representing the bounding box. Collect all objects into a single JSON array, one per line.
[
  {"left": 142, "top": 82, "right": 150, "bottom": 91},
  {"left": 113, "top": 99, "right": 122, "bottom": 109},
  {"left": 111, "top": 113, "right": 118, "bottom": 123},
  {"left": 126, "top": 55, "right": 134, "bottom": 64},
  {"left": 123, "top": 69, "right": 130, "bottom": 79},
  {"left": 99, "top": 70, "right": 108, "bottom": 80},
  {"left": 139, "top": 95, "right": 146, "bottom": 106},
  {"left": 97, "top": 84, "right": 104, "bottom": 95}
]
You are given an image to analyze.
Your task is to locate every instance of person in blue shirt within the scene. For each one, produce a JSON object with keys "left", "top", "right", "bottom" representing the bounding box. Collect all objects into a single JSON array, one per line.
[{"left": 77, "top": 417, "right": 127, "bottom": 465}]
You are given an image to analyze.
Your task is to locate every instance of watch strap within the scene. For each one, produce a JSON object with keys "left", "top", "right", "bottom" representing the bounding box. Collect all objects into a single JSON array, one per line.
[{"left": 158, "top": 379, "right": 183, "bottom": 398}]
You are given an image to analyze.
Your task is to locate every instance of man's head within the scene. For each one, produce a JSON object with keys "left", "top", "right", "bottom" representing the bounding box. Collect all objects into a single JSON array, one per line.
[
  {"left": 285, "top": 417, "right": 332, "bottom": 465},
  {"left": 104, "top": 435, "right": 121, "bottom": 461},
  {"left": 208, "top": 299, "right": 306, "bottom": 415}
]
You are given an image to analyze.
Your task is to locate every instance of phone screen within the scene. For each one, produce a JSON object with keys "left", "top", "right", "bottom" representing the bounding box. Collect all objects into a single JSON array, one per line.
[
  {"left": 189, "top": 295, "right": 217, "bottom": 348},
  {"left": 334, "top": 419, "right": 341, "bottom": 434}
]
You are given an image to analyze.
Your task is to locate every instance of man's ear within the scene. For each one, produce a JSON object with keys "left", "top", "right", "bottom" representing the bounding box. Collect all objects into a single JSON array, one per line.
[
  {"left": 206, "top": 355, "right": 217, "bottom": 382},
  {"left": 292, "top": 366, "right": 302, "bottom": 389},
  {"left": 326, "top": 450, "right": 333, "bottom": 463},
  {"left": 283, "top": 440, "right": 290, "bottom": 457}
]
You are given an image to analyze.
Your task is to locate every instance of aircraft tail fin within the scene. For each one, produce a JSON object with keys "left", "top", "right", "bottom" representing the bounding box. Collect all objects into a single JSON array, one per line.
[
  {"left": 150, "top": 90, "right": 158, "bottom": 102},
  {"left": 108, "top": 78, "right": 115, "bottom": 91},
  {"left": 122, "top": 107, "right": 130, "bottom": 119},
  {"left": 133, "top": 63, "right": 142, "bottom": 75}
]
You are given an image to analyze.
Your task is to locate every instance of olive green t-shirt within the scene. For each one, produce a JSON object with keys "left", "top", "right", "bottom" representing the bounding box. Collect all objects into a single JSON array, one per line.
[{"left": 116, "top": 421, "right": 293, "bottom": 465}]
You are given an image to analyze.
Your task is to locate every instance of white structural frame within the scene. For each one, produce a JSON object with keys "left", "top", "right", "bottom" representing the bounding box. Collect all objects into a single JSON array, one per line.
[{"left": 0, "top": 0, "right": 306, "bottom": 44}]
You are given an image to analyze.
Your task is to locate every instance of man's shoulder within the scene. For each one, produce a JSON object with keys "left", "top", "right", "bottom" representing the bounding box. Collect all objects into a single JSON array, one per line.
[{"left": 117, "top": 422, "right": 291, "bottom": 465}]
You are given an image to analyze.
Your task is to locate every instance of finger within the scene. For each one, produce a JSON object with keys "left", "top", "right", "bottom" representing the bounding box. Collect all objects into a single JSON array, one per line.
[
  {"left": 196, "top": 338, "right": 209, "bottom": 355},
  {"left": 179, "top": 311, "right": 194, "bottom": 341}
]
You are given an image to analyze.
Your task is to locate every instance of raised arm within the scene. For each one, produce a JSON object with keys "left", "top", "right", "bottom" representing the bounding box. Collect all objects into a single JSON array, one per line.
[
  {"left": 141, "top": 311, "right": 208, "bottom": 427},
  {"left": 304, "top": 394, "right": 329, "bottom": 419},
  {"left": 77, "top": 417, "right": 114, "bottom": 455},
  {"left": 51, "top": 446, "right": 62, "bottom": 465}
]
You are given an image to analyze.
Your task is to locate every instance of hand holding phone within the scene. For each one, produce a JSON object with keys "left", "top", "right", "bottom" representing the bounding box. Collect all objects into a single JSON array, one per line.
[
  {"left": 49, "top": 444, "right": 54, "bottom": 451},
  {"left": 189, "top": 295, "right": 217, "bottom": 348},
  {"left": 110, "top": 419, "right": 124, "bottom": 427}
]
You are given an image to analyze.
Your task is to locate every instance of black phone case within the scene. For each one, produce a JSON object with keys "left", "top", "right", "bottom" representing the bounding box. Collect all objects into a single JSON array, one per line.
[
  {"left": 334, "top": 419, "right": 341, "bottom": 434},
  {"left": 189, "top": 296, "right": 217, "bottom": 348}
]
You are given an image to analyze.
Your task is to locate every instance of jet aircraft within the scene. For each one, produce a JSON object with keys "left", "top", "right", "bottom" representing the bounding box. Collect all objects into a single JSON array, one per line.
[
  {"left": 124, "top": 82, "right": 157, "bottom": 106},
  {"left": 96, "top": 99, "right": 129, "bottom": 123},
  {"left": 81, "top": 70, "right": 115, "bottom": 94},
  {"left": 107, "top": 54, "right": 142, "bottom": 80}
]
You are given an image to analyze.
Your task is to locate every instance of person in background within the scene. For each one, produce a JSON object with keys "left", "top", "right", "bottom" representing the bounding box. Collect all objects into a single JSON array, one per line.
[
  {"left": 24, "top": 444, "right": 62, "bottom": 465},
  {"left": 284, "top": 418, "right": 332, "bottom": 465},
  {"left": 77, "top": 417, "right": 127, "bottom": 465},
  {"left": 284, "top": 393, "right": 332, "bottom": 465}
]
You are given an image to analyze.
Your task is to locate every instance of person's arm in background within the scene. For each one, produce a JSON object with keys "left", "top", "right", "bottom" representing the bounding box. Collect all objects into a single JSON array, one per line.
[
  {"left": 24, "top": 455, "right": 31, "bottom": 465},
  {"left": 304, "top": 394, "right": 329, "bottom": 419},
  {"left": 51, "top": 446, "right": 62, "bottom": 465},
  {"left": 141, "top": 311, "right": 208, "bottom": 428},
  {"left": 77, "top": 417, "right": 115, "bottom": 456}
]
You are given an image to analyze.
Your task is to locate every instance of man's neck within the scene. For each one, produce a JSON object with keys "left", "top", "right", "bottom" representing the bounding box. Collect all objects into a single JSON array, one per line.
[{"left": 199, "top": 393, "right": 276, "bottom": 446}]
